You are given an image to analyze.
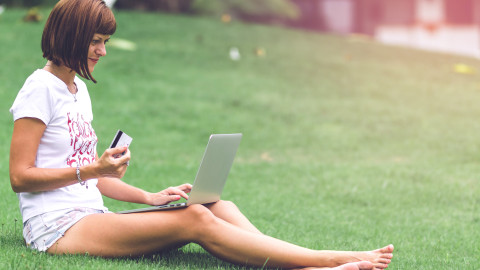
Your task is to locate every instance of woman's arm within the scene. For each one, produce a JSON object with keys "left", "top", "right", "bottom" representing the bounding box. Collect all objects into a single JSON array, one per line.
[
  {"left": 96, "top": 177, "right": 150, "bottom": 204},
  {"left": 9, "top": 117, "right": 130, "bottom": 193},
  {"left": 97, "top": 177, "right": 192, "bottom": 206}
]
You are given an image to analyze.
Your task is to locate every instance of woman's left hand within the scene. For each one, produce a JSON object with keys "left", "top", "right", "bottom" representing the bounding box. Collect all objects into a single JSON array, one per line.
[{"left": 146, "top": 183, "right": 192, "bottom": 206}]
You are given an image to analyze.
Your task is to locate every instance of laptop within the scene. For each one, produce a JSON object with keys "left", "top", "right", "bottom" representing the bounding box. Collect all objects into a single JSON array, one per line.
[{"left": 117, "top": 133, "right": 242, "bottom": 214}]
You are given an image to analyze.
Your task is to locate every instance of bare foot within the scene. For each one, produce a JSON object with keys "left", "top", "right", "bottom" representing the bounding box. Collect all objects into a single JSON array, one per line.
[
  {"left": 323, "top": 244, "right": 393, "bottom": 269},
  {"left": 351, "top": 244, "right": 394, "bottom": 269},
  {"left": 304, "top": 261, "right": 374, "bottom": 270},
  {"left": 334, "top": 261, "right": 374, "bottom": 270}
]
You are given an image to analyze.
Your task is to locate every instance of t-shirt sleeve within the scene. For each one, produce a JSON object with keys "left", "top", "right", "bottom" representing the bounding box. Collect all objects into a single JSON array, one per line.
[{"left": 9, "top": 80, "right": 53, "bottom": 125}]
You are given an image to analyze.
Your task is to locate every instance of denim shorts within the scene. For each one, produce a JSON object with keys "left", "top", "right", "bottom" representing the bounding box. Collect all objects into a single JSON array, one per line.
[{"left": 23, "top": 207, "right": 109, "bottom": 252}]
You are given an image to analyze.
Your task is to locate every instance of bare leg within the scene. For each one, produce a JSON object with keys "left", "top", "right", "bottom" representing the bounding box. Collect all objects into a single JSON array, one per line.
[
  {"left": 205, "top": 200, "right": 262, "bottom": 234},
  {"left": 192, "top": 213, "right": 393, "bottom": 269},
  {"left": 49, "top": 204, "right": 393, "bottom": 269},
  {"left": 313, "top": 245, "right": 393, "bottom": 269},
  {"left": 166, "top": 200, "right": 262, "bottom": 251},
  {"left": 204, "top": 201, "right": 392, "bottom": 268},
  {"left": 313, "top": 261, "right": 374, "bottom": 270}
]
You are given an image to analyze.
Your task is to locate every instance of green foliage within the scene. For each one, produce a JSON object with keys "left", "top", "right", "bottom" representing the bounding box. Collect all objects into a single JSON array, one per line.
[
  {"left": 114, "top": 0, "right": 299, "bottom": 23},
  {"left": 1, "top": 0, "right": 57, "bottom": 7},
  {"left": 192, "top": 0, "right": 300, "bottom": 22},
  {"left": 114, "top": 0, "right": 193, "bottom": 13}
]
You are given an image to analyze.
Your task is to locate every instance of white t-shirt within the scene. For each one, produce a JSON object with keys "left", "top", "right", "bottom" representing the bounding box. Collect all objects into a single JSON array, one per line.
[{"left": 10, "top": 69, "right": 108, "bottom": 223}]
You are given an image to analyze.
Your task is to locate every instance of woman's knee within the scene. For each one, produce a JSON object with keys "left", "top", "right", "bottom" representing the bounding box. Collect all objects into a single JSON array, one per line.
[
  {"left": 183, "top": 204, "right": 220, "bottom": 238},
  {"left": 213, "top": 200, "right": 238, "bottom": 211},
  {"left": 185, "top": 204, "right": 216, "bottom": 224}
]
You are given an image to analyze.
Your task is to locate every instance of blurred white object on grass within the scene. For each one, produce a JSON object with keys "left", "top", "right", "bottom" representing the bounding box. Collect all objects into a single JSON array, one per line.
[
  {"left": 109, "top": 38, "right": 137, "bottom": 51},
  {"left": 229, "top": 47, "right": 240, "bottom": 61}
]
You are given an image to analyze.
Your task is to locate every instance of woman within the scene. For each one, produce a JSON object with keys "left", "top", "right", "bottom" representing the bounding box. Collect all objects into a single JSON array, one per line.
[{"left": 9, "top": 0, "right": 394, "bottom": 269}]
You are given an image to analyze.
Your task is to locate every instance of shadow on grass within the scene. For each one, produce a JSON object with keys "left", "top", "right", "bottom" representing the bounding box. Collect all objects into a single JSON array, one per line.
[
  {"left": 0, "top": 234, "right": 24, "bottom": 249},
  {"left": 0, "top": 219, "right": 24, "bottom": 250},
  {"left": 1, "top": 233, "right": 266, "bottom": 269},
  {"left": 111, "top": 245, "right": 263, "bottom": 269}
]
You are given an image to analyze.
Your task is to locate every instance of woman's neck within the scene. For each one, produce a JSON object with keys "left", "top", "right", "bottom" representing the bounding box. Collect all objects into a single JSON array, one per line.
[{"left": 43, "top": 61, "right": 77, "bottom": 93}]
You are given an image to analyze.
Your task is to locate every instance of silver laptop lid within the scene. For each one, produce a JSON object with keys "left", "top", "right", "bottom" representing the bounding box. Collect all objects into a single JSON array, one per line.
[{"left": 187, "top": 133, "right": 242, "bottom": 205}]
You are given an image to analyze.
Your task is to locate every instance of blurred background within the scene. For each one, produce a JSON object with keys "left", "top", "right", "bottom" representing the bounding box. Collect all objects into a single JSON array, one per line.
[{"left": 2, "top": 0, "right": 480, "bottom": 58}]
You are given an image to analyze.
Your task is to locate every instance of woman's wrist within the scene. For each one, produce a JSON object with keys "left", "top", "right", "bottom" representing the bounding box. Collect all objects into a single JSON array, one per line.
[
  {"left": 143, "top": 191, "right": 154, "bottom": 205},
  {"left": 78, "top": 161, "right": 100, "bottom": 182}
]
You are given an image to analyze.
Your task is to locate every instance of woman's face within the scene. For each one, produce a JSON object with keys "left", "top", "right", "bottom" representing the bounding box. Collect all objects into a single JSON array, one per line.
[{"left": 88, "top": 33, "right": 110, "bottom": 73}]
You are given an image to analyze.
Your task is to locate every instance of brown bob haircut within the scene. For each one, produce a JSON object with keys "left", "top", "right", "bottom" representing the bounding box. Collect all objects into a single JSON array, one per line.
[{"left": 42, "top": 0, "right": 116, "bottom": 83}]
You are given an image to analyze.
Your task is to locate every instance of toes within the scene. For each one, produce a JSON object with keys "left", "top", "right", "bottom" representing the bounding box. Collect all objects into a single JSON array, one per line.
[
  {"left": 377, "top": 244, "right": 394, "bottom": 253},
  {"left": 357, "top": 261, "right": 374, "bottom": 270},
  {"left": 380, "top": 253, "right": 393, "bottom": 259},
  {"left": 383, "top": 244, "right": 394, "bottom": 253},
  {"left": 373, "top": 263, "right": 389, "bottom": 269},
  {"left": 377, "top": 258, "right": 391, "bottom": 264}
]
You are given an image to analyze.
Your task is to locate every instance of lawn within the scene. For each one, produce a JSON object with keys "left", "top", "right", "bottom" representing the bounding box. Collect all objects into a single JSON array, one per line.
[{"left": 1, "top": 7, "right": 480, "bottom": 269}]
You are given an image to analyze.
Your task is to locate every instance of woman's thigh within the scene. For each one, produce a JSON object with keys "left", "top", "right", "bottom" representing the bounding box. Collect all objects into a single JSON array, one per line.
[{"left": 48, "top": 205, "right": 212, "bottom": 257}]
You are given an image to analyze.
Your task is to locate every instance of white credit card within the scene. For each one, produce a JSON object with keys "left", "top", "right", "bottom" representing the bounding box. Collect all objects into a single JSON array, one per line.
[{"left": 110, "top": 130, "right": 132, "bottom": 157}]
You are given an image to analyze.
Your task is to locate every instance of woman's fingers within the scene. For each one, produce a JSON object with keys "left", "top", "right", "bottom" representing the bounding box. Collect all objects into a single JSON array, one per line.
[
  {"left": 97, "top": 147, "right": 131, "bottom": 178},
  {"left": 165, "top": 186, "right": 189, "bottom": 200},
  {"left": 176, "top": 183, "right": 192, "bottom": 193}
]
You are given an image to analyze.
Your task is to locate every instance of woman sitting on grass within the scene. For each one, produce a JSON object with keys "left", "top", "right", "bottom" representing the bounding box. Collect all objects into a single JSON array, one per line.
[{"left": 9, "top": 0, "right": 394, "bottom": 269}]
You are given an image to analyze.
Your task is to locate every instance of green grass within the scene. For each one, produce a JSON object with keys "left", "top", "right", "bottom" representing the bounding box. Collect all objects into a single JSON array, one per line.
[{"left": 1, "top": 7, "right": 480, "bottom": 269}]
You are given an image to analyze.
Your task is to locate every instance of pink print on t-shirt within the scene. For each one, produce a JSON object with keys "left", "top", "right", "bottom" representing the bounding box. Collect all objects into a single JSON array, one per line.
[{"left": 66, "top": 112, "right": 97, "bottom": 167}]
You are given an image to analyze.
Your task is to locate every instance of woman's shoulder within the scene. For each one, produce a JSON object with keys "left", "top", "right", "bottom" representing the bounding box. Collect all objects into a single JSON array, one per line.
[
  {"left": 10, "top": 70, "right": 59, "bottom": 123},
  {"left": 20, "top": 69, "right": 69, "bottom": 97},
  {"left": 27, "top": 69, "right": 63, "bottom": 86},
  {"left": 17, "top": 70, "right": 49, "bottom": 96}
]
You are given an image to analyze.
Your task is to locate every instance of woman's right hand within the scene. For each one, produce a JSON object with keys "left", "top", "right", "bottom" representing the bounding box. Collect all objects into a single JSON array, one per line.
[
  {"left": 10, "top": 118, "right": 132, "bottom": 192},
  {"left": 93, "top": 146, "right": 131, "bottom": 179}
]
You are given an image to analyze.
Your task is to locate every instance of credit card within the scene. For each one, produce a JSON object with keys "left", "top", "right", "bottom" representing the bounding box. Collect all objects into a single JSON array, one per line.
[{"left": 110, "top": 130, "right": 132, "bottom": 157}]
